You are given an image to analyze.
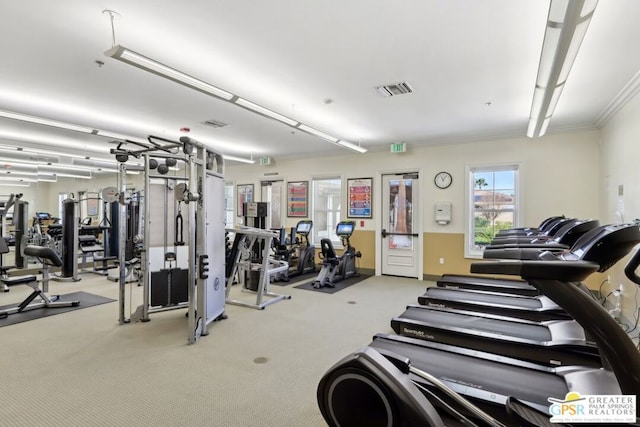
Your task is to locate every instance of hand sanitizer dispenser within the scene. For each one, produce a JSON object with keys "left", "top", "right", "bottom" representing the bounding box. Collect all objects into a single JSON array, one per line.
[{"left": 435, "top": 202, "right": 451, "bottom": 225}]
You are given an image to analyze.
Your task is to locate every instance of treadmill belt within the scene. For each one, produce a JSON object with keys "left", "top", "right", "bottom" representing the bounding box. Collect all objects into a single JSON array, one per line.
[
  {"left": 425, "top": 288, "right": 545, "bottom": 309},
  {"left": 399, "top": 307, "right": 552, "bottom": 342},
  {"left": 370, "top": 334, "right": 568, "bottom": 408}
]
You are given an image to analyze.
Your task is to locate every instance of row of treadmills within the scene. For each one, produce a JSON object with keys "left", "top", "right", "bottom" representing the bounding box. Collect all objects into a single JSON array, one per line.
[{"left": 317, "top": 216, "right": 640, "bottom": 426}]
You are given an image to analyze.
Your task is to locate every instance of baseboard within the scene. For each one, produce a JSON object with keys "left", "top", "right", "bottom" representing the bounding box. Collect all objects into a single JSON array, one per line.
[{"left": 356, "top": 268, "right": 375, "bottom": 276}]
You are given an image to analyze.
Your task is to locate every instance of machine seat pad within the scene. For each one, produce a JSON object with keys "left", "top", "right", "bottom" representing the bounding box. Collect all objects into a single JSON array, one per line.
[
  {"left": 81, "top": 245, "right": 105, "bottom": 253},
  {"left": 0, "top": 274, "right": 37, "bottom": 285},
  {"left": 24, "top": 245, "right": 63, "bottom": 267},
  {"left": 93, "top": 255, "right": 117, "bottom": 262}
]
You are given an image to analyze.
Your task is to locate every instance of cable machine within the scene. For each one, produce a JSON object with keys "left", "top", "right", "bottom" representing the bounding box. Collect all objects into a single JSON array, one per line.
[{"left": 112, "top": 135, "right": 226, "bottom": 344}]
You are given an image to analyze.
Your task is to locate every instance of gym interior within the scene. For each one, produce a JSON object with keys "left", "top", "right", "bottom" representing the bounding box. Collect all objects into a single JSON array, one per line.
[{"left": 2, "top": 1, "right": 640, "bottom": 426}]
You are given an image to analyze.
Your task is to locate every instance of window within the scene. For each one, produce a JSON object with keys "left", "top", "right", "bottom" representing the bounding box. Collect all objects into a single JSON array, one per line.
[
  {"left": 224, "top": 182, "right": 234, "bottom": 227},
  {"left": 261, "top": 180, "right": 283, "bottom": 229},
  {"left": 466, "top": 164, "right": 520, "bottom": 257},
  {"left": 311, "top": 177, "right": 342, "bottom": 245}
]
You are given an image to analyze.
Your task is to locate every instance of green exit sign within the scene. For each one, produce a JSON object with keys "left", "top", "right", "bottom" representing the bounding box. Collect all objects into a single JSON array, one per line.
[
  {"left": 259, "top": 156, "right": 272, "bottom": 166},
  {"left": 390, "top": 142, "right": 406, "bottom": 153}
]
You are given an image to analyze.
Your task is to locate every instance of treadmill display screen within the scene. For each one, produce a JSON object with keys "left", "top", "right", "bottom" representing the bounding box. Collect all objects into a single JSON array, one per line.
[
  {"left": 336, "top": 222, "right": 354, "bottom": 236},
  {"left": 297, "top": 222, "right": 311, "bottom": 233}
]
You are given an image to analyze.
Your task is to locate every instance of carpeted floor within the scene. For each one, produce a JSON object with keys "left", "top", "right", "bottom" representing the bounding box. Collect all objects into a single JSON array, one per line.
[{"left": 0, "top": 271, "right": 429, "bottom": 426}]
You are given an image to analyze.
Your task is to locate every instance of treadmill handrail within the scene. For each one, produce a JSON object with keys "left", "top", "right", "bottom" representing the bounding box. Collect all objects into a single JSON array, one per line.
[
  {"left": 409, "top": 364, "right": 506, "bottom": 427},
  {"left": 624, "top": 247, "right": 640, "bottom": 286}
]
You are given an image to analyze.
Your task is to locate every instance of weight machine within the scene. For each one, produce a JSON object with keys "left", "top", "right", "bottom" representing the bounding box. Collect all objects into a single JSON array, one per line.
[
  {"left": 0, "top": 194, "right": 21, "bottom": 292},
  {"left": 112, "top": 135, "right": 226, "bottom": 344}
]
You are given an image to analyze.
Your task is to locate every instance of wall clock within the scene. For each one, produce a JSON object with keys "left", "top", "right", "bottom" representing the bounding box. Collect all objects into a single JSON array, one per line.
[{"left": 434, "top": 171, "right": 452, "bottom": 189}]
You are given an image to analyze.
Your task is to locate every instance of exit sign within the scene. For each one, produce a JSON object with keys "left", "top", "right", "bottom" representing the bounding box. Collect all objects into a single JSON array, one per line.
[
  {"left": 390, "top": 142, "right": 406, "bottom": 153},
  {"left": 259, "top": 156, "right": 272, "bottom": 166}
]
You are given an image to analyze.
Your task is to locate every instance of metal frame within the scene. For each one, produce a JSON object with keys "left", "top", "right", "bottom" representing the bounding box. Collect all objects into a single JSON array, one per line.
[
  {"left": 225, "top": 226, "right": 291, "bottom": 310},
  {"left": 114, "top": 136, "right": 226, "bottom": 344}
]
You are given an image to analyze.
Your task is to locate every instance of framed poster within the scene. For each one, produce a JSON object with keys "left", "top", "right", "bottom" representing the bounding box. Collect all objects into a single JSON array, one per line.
[
  {"left": 237, "top": 184, "right": 254, "bottom": 216},
  {"left": 347, "top": 177, "right": 373, "bottom": 218},
  {"left": 287, "top": 181, "right": 308, "bottom": 217}
]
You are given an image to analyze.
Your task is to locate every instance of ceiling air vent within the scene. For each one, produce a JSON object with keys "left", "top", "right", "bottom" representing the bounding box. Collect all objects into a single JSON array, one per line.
[
  {"left": 202, "top": 119, "right": 230, "bottom": 129},
  {"left": 376, "top": 82, "right": 414, "bottom": 97}
]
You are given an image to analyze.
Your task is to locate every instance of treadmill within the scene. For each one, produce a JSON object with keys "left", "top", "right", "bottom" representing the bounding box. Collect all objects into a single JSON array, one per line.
[
  {"left": 419, "top": 286, "right": 568, "bottom": 321},
  {"left": 491, "top": 216, "right": 575, "bottom": 242},
  {"left": 487, "top": 218, "right": 599, "bottom": 248},
  {"left": 438, "top": 218, "right": 600, "bottom": 296},
  {"left": 493, "top": 214, "right": 564, "bottom": 237},
  {"left": 391, "top": 304, "right": 600, "bottom": 367},
  {"left": 318, "top": 253, "right": 640, "bottom": 426},
  {"left": 419, "top": 223, "right": 640, "bottom": 319}
]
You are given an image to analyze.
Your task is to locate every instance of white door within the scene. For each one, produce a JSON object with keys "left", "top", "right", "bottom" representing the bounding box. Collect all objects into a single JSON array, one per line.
[{"left": 381, "top": 173, "right": 420, "bottom": 278}]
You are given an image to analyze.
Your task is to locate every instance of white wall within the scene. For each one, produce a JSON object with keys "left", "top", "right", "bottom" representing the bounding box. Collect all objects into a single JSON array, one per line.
[
  {"left": 1, "top": 181, "right": 52, "bottom": 217},
  {"left": 225, "top": 130, "right": 601, "bottom": 233},
  {"left": 600, "top": 90, "right": 640, "bottom": 315},
  {"left": 600, "top": 91, "right": 640, "bottom": 224}
]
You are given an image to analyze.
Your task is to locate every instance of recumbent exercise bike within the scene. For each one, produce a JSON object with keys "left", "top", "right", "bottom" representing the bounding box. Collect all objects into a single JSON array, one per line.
[{"left": 312, "top": 221, "right": 361, "bottom": 289}]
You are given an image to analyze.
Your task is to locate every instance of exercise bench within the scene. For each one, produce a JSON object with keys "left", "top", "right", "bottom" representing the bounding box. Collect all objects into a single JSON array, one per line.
[{"left": 0, "top": 244, "right": 80, "bottom": 319}]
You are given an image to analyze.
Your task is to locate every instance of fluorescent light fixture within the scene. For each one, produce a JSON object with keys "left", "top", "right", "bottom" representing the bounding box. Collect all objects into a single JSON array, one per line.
[
  {"left": 222, "top": 154, "right": 255, "bottom": 164},
  {"left": 0, "top": 176, "right": 37, "bottom": 183},
  {"left": 297, "top": 124, "right": 340, "bottom": 143},
  {"left": 105, "top": 45, "right": 235, "bottom": 101},
  {"left": 0, "top": 148, "right": 58, "bottom": 163},
  {"left": 0, "top": 158, "right": 37, "bottom": 169},
  {"left": 0, "top": 182, "right": 30, "bottom": 187},
  {"left": 37, "top": 176, "right": 58, "bottom": 182},
  {"left": 105, "top": 45, "right": 366, "bottom": 154},
  {"left": 48, "top": 172, "right": 92, "bottom": 179},
  {"left": 235, "top": 98, "right": 299, "bottom": 127},
  {"left": 12, "top": 146, "right": 88, "bottom": 160},
  {"left": 338, "top": 140, "right": 368, "bottom": 154},
  {"left": 0, "top": 109, "right": 94, "bottom": 133},
  {"left": 527, "top": 0, "right": 598, "bottom": 138},
  {"left": 0, "top": 171, "right": 57, "bottom": 182}
]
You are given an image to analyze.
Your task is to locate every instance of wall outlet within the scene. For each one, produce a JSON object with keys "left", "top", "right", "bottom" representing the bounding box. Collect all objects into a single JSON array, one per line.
[{"left": 439, "top": 258, "right": 445, "bottom": 265}]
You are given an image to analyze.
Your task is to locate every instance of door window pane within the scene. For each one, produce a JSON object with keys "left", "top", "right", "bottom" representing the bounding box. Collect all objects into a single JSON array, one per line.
[{"left": 388, "top": 179, "right": 413, "bottom": 250}]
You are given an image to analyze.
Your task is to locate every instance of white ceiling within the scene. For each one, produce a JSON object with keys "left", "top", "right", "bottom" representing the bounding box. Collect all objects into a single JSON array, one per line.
[{"left": 1, "top": 0, "right": 640, "bottom": 165}]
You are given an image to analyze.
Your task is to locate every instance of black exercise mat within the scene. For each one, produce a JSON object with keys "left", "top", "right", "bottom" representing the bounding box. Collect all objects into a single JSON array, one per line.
[
  {"left": 0, "top": 291, "right": 116, "bottom": 327},
  {"left": 294, "top": 274, "right": 370, "bottom": 294},
  {"left": 270, "top": 270, "right": 318, "bottom": 286}
]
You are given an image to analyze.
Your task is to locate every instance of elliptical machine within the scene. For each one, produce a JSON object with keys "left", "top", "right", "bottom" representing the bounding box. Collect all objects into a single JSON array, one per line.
[
  {"left": 271, "top": 220, "right": 316, "bottom": 282},
  {"left": 287, "top": 220, "right": 316, "bottom": 279},
  {"left": 312, "top": 221, "right": 361, "bottom": 289}
]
